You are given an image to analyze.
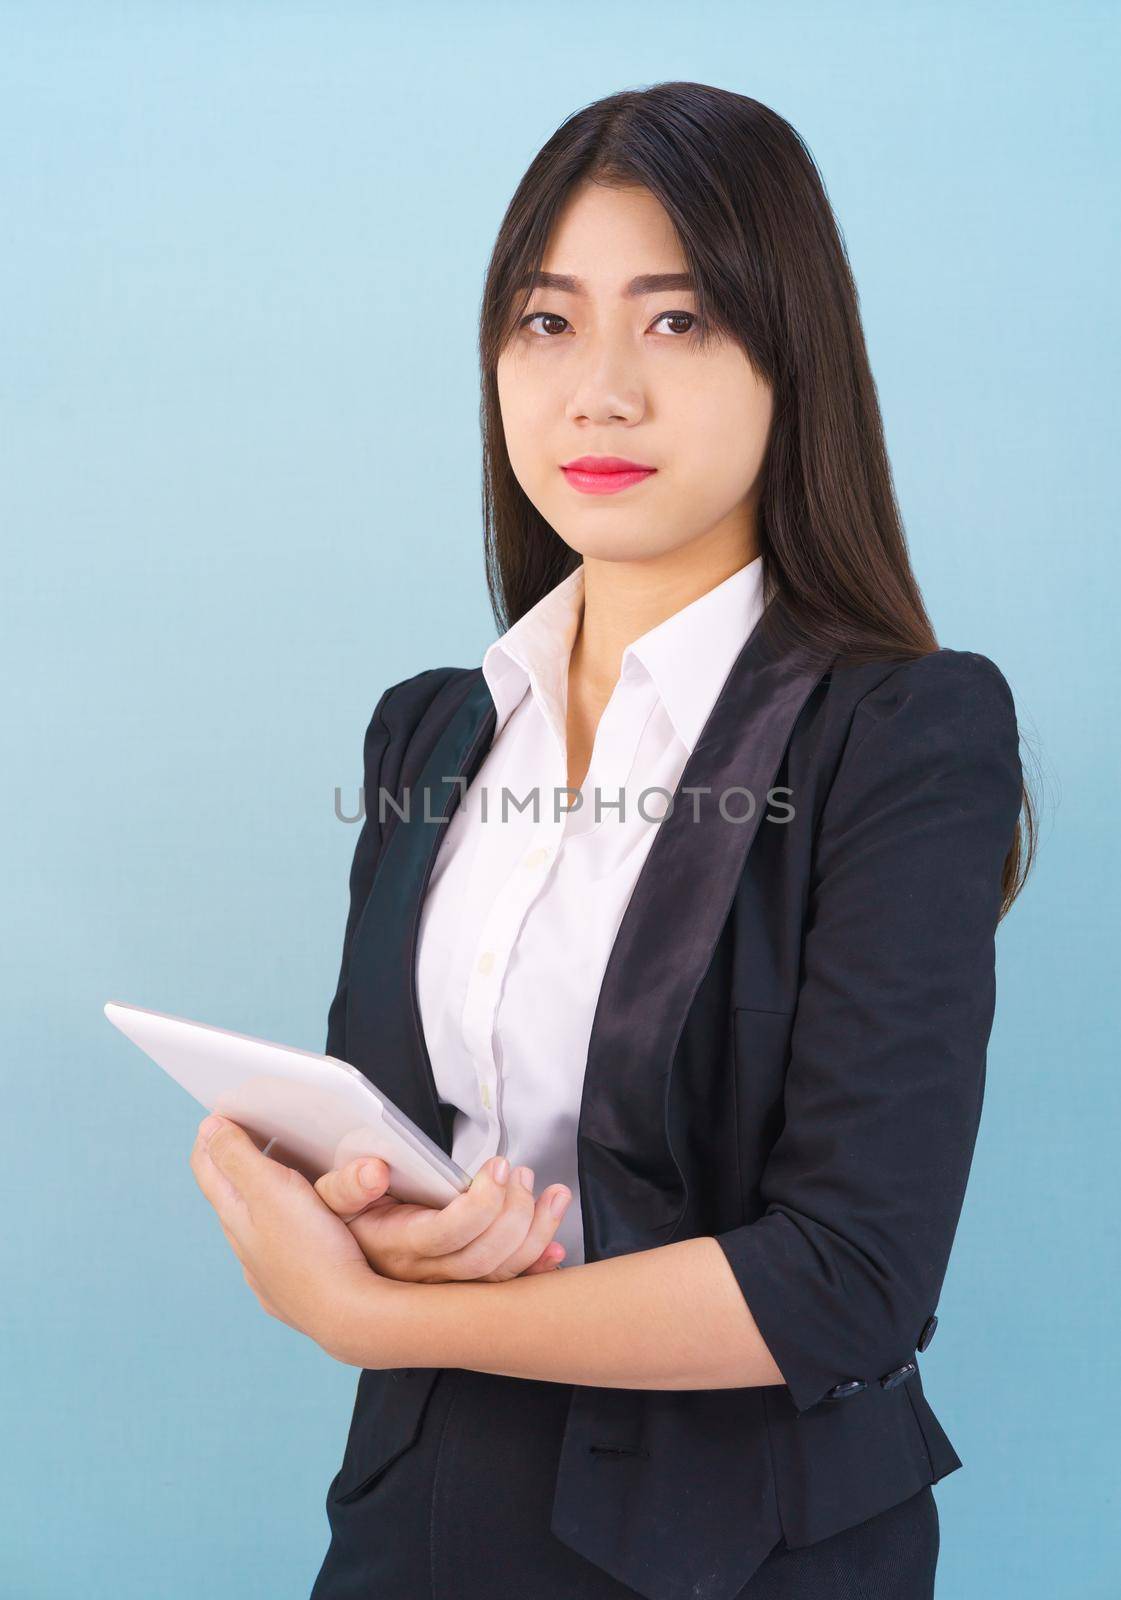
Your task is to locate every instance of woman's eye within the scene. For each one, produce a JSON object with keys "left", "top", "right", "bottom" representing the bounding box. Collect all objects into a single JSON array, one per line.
[
  {"left": 518, "top": 310, "right": 700, "bottom": 339},
  {"left": 652, "top": 311, "right": 698, "bottom": 336},
  {"left": 520, "top": 312, "right": 570, "bottom": 337}
]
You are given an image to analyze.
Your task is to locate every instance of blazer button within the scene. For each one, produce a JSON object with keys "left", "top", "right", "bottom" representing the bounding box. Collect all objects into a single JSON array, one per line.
[
  {"left": 825, "top": 1379, "right": 867, "bottom": 1401},
  {"left": 880, "top": 1361, "right": 918, "bottom": 1390},
  {"left": 917, "top": 1314, "right": 938, "bottom": 1352}
]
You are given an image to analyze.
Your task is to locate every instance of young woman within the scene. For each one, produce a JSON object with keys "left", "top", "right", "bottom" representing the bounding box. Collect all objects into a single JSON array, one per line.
[{"left": 191, "top": 83, "right": 1035, "bottom": 1600}]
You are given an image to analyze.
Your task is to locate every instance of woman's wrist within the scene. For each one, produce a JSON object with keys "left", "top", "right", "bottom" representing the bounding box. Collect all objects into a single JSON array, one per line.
[{"left": 331, "top": 1267, "right": 486, "bottom": 1370}]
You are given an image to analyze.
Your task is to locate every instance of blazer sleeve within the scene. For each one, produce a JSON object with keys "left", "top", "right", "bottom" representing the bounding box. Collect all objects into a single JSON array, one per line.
[
  {"left": 713, "top": 648, "right": 1024, "bottom": 1415},
  {"left": 323, "top": 682, "right": 399, "bottom": 1063}
]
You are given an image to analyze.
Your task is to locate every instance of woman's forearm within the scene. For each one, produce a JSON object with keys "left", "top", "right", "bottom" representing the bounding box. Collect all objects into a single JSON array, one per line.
[{"left": 342, "top": 1235, "right": 788, "bottom": 1391}]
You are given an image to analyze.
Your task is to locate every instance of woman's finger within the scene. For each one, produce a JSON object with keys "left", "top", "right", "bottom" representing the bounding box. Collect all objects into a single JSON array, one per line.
[
  {"left": 520, "top": 1244, "right": 566, "bottom": 1275},
  {"left": 422, "top": 1163, "right": 539, "bottom": 1280},
  {"left": 189, "top": 1137, "right": 249, "bottom": 1242},
  {"left": 405, "top": 1157, "right": 524, "bottom": 1259},
  {"left": 314, "top": 1156, "right": 391, "bottom": 1219},
  {"left": 481, "top": 1186, "right": 572, "bottom": 1280}
]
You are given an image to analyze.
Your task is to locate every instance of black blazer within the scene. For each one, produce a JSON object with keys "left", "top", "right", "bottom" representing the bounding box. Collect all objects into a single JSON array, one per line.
[{"left": 321, "top": 597, "right": 1022, "bottom": 1600}]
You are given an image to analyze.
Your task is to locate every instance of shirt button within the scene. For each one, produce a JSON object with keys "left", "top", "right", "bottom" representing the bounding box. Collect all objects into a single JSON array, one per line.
[
  {"left": 524, "top": 846, "right": 550, "bottom": 868},
  {"left": 476, "top": 950, "right": 496, "bottom": 975}
]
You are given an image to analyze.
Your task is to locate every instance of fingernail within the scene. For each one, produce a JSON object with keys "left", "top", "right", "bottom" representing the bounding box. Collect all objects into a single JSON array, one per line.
[
  {"left": 200, "top": 1115, "right": 223, "bottom": 1141},
  {"left": 493, "top": 1158, "right": 510, "bottom": 1185},
  {"left": 360, "top": 1162, "right": 382, "bottom": 1189},
  {"left": 550, "top": 1188, "right": 571, "bottom": 1216},
  {"left": 517, "top": 1166, "right": 535, "bottom": 1191}
]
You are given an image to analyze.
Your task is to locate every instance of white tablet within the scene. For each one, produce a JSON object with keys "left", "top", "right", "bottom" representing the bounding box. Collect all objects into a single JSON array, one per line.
[{"left": 104, "top": 1000, "right": 472, "bottom": 1207}]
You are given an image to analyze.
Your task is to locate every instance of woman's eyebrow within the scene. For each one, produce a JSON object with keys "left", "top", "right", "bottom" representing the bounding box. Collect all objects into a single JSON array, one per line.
[{"left": 522, "top": 270, "right": 695, "bottom": 297}]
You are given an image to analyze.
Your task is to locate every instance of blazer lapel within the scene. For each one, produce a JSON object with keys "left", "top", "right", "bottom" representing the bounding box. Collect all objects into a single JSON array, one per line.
[
  {"left": 576, "top": 610, "right": 829, "bottom": 1263},
  {"left": 344, "top": 673, "right": 497, "bottom": 1151},
  {"left": 345, "top": 603, "right": 828, "bottom": 1253}
]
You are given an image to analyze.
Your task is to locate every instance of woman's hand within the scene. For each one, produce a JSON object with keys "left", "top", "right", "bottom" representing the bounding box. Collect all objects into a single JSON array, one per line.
[
  {"left": 189, "top": 1113, "right": 382, "bottom": 1360},
  {"left": 314, "top": 1154, "right": 572, "bottom": 1282}
]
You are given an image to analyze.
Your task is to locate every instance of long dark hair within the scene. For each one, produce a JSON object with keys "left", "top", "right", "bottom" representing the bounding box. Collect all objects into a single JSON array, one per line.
[{"left": 477, "top": 81, "right": 1035, "bottom": 915}]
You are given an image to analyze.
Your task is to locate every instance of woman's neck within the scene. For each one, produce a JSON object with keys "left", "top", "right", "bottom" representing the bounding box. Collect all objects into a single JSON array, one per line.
[
  {"left": 563, "top": 520, "right": 760, "bottom": 795},
  {"left": 570, "top": 524, "right": 760, "bottom": 702}
]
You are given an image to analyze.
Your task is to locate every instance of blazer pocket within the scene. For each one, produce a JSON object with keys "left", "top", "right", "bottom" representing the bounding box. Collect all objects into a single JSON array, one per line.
[{"left": 330, "top": 1368, "right": 437, "bottom": 1505}]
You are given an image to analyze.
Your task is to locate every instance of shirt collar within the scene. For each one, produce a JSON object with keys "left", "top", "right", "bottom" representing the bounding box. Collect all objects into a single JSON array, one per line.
[
  {"left": 482, "top": 564, "right": 585, "bottom": 747},
  {"left": 481, "top": 555, "right": 766, "bottom": 754},
  {"left": 623, "top": 555, "right": 766, "bottom": 752}
]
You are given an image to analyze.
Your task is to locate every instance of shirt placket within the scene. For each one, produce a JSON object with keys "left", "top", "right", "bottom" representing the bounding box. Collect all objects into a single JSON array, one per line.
[
  {"left": 456, "top": 664, "right": 659, "bottom": 1170},
  {"left": 458, "top": 709, "right": 568, "bottom": 1163}
]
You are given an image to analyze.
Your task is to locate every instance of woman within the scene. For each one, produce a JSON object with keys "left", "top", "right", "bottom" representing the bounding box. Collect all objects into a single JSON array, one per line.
[{"left": 190, "top": 83, "right": 1035, "bottom": 1599}]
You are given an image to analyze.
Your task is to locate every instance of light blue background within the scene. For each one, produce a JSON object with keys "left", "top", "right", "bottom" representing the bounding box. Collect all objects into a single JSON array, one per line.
[{"left": 3, "top": 4, "right": 1117, "bottom": 1596}]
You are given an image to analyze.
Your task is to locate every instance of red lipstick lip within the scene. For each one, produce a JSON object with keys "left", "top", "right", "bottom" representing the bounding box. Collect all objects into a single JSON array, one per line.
[{"left": 561, "top": 455, "right": 656, "bottom": 473}]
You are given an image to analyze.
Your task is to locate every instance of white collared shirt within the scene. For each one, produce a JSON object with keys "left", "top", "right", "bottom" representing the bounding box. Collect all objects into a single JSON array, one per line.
[{"left": 415, "top": 556, "right": 766, "bottom": 1265}]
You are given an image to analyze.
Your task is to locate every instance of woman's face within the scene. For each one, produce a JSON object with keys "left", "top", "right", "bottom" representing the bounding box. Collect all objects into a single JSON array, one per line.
[{"left": 495, "top": 181, "right": 773, "bottom": 565}]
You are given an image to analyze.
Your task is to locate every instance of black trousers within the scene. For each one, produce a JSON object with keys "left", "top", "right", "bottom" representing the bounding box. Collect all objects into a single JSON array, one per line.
[{"left": 309, "top": 1367, "right": 940, "bottom": 1600}]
